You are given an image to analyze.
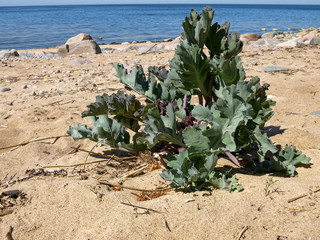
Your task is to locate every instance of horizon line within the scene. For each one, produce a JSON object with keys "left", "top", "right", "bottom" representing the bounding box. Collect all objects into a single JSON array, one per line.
[{"left": 1, "top": 3, "right": 320, "bottom": 7}]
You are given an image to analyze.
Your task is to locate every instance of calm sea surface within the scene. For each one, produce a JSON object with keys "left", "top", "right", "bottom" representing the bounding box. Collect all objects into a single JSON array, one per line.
[{"left": 0, "top": 4, "right": 319, "bottom": 50}]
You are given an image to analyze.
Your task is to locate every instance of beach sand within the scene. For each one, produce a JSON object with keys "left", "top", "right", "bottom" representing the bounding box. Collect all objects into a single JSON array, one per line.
[{"left": 1, "top": 41, "right": 320, "bottom": 239}]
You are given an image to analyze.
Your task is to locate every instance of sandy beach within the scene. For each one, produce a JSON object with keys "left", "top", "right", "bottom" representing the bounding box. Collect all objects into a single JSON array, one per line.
[{"left": 1, "top": 38, "right": 320, "bottom": 239}]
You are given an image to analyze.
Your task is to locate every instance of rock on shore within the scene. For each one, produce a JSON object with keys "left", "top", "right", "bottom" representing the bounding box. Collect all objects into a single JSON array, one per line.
[{"left": 57, "top": 33, "right": 102, "bottom": 56}]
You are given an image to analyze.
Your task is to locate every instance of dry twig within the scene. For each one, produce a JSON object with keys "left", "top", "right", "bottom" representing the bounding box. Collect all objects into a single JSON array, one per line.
[
  {"left": 83, "top": 143, "right": 99, "bottom": 171},
  {"left": 121, "top": 164, "right": 149, "bottom": 178},
  {"left": 42, "top": 158, "right": 114, "bottom": 168},
  {"left": 67, "top": 144, "right": 81, "bottom": 154},
  {"left": 0, "top": 135, "right": 69, "bottom": 150},
  {"left": 99, "top": 180, "right": 170, "bottom": 193},
  {"left": 120, "top": 201, "right": 162, "bottom": 213},
  {"left": 163, "top": 217, "right": 172, "bottom": 232},
  {"left": 205, "top": 209, "right": 214, "bottom": 222},
  {"left": 287, "top": 188, "right": 320, "bottom": 203},
  {"left": 237, "top": 226, "right": 249, "bottom": 240}
]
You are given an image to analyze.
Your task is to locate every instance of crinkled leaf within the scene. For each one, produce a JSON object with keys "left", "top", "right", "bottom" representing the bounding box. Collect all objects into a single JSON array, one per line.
[
  {"left": 114, "top": 63, "right": 176, "bottom": 101},
  {"left": 67, "top": 124, "right": 96, "bottom": 141},
  {"left": 183, "top": 125, "right": 210, "bottom": 152},
  {"left": 68, "top": 115, "right": 130, "bottom": 148},
  {"left": 223, "top": 31, "right": 243, "bottom": 59},
  {"left": 207, "top": 172, "right": 243, "bottom": 193},
  {"left": 148, "top": 66, "right": 168, "bottom": 82},
  {"left": 118, "top": 132, "right": 148, "bottom": 153},
  {"left": 161, "top": 149, "right": 241, "bottom": 191},
  {"left": 92, "top": 115, "right": 130, "bottom": 148},
  {"left": 82, "top": 91, "right": 141, "bottom": 132},
  {"left": 182, "top": 6, "right": 214, "bottom": 49},
  {"left": 142, "top": 104, "right": 185, "bottom": 148},
  {"left": 272, "top": 145, "right": 311, "bottom": 176},
  {"left": 169, "top": 40, "right": 211, "bottom": 99},
  {"left": 114, "top": 63, "right": 149, "bottom": 96},
  {"left": 205, "top": 22, "right": 230, "bottom": 57},
  {"left": 212, "top": 56, "right": 245, "bottom": 86},
  {"left": 191, "top": 85, "right": 253, "bottom": 152},
  {"left": 251, "top": 145, "right": 311, "bottom": 177},
  {"left": 252, "top": 127, "right": 278, "bottom": 161}
]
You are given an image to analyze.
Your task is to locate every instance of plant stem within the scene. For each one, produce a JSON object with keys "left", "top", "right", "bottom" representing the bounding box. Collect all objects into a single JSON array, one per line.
[{"left": 183, "top": 94, "right": 188, "bottom": 109}]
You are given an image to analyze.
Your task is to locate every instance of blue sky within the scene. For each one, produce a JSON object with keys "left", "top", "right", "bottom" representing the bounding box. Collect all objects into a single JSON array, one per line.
[{"left": 0, "top": 0, "right": 319, "bottom": 6}]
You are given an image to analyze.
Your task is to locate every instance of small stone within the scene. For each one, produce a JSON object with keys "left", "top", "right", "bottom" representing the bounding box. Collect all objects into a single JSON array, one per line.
[
  {"left": 133, "top": 58, "right": 141, "bottom": 64},
  {"left": 22, "top": 84, "right": 28, "bottom": 89},
  {"left": 310, "top": 37, "right": 320, "bottom": 45},
  {"left": 276, "top": 39, "right": 299, "bottom": 47},
  {"left": 262, "top": 32, "right": 275, "bottom": 38},
  {"left": 163, "top": 38, "right": 172, "bottom": 42},
  {"left": 262, "top": 66, "right": 290, "bottom": 72},
  {"left": 4, "top": 75, "right": 14, "bottom": 80},
  {"left": 240, "top": 33, "right": 261, "bottom": 41},
  {"left": 67, "top": 59, "right": 92, "bottom": 65},
  {"left": 1, "top": 88, "right": 11, "bottom": 92},
  {"left": 310, "top": 110, "right": 320, "bottom": 116},
  {"left": 30, "top": 91, "right": 37, "bottom": 96},
  {"left": 121, "top": 42, "right": 130, "bottom": 45},
  {"left": 39, "top": 90, "right": 48, "bottom": 94}
]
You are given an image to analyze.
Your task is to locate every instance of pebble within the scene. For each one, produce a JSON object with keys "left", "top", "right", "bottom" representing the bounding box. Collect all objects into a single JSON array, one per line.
[
  {"left": 22, "top": 84, "right": 28, "bottom": 89},
  {"left": 310, "top": 37, "right": 320, "bottom": 45},
  {"left": 133, "top": 58, "right": 141, "bottom": 64},
  {"left": 4, "top": 75, "right": 14, "bottom": 80},
  {"left": 39, "top": 90, "right": 48, "bottom": 94},
  {"left": 1, "top": 88, "right": 11, "bottom": 92},
  {"left": 163, "top": 38, "right": 173, "bottom": 42},
  {"left": 276, "top": 39, "right": 299, "bottom": 47},
  {"left": 310, "top": 110, "right": 320, "bottom": 116},
  {"left": 67, "top": 59, "right": 92, "bottom": 65},
  {"left": 262, "top": 66, "right": 290, "bottom": 72}
]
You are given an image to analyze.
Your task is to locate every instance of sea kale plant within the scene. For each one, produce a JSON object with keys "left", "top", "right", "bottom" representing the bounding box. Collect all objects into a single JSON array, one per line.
[{"left": 68, "top": 6, "right": 310, "bottom": 192}]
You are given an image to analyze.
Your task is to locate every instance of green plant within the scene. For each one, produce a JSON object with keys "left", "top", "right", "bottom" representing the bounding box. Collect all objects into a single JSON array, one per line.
[
  {"left": 68, "top": 6, "right": 310, "bottom": 192},
  {"left": 264, "top": 177, "right": 278, "bottom": 196}
]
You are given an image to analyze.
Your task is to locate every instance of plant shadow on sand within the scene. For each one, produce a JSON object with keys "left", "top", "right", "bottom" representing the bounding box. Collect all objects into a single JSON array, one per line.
[
  {"left": 264, "top": 125, "right": 286, "bottom": 137},
  {"left": 86, "top": 149, "right": 135, "bottom": 159}
]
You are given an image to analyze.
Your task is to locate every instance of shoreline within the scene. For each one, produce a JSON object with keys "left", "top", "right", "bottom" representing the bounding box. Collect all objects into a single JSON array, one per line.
[{"left": 0, "top": 26, "right": 319, "bottom": 53}]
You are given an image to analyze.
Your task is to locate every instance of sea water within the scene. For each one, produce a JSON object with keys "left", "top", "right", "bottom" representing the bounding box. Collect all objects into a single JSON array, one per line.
[{"left": 0, "top": 4, "right": 319, "bottom": 50}]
